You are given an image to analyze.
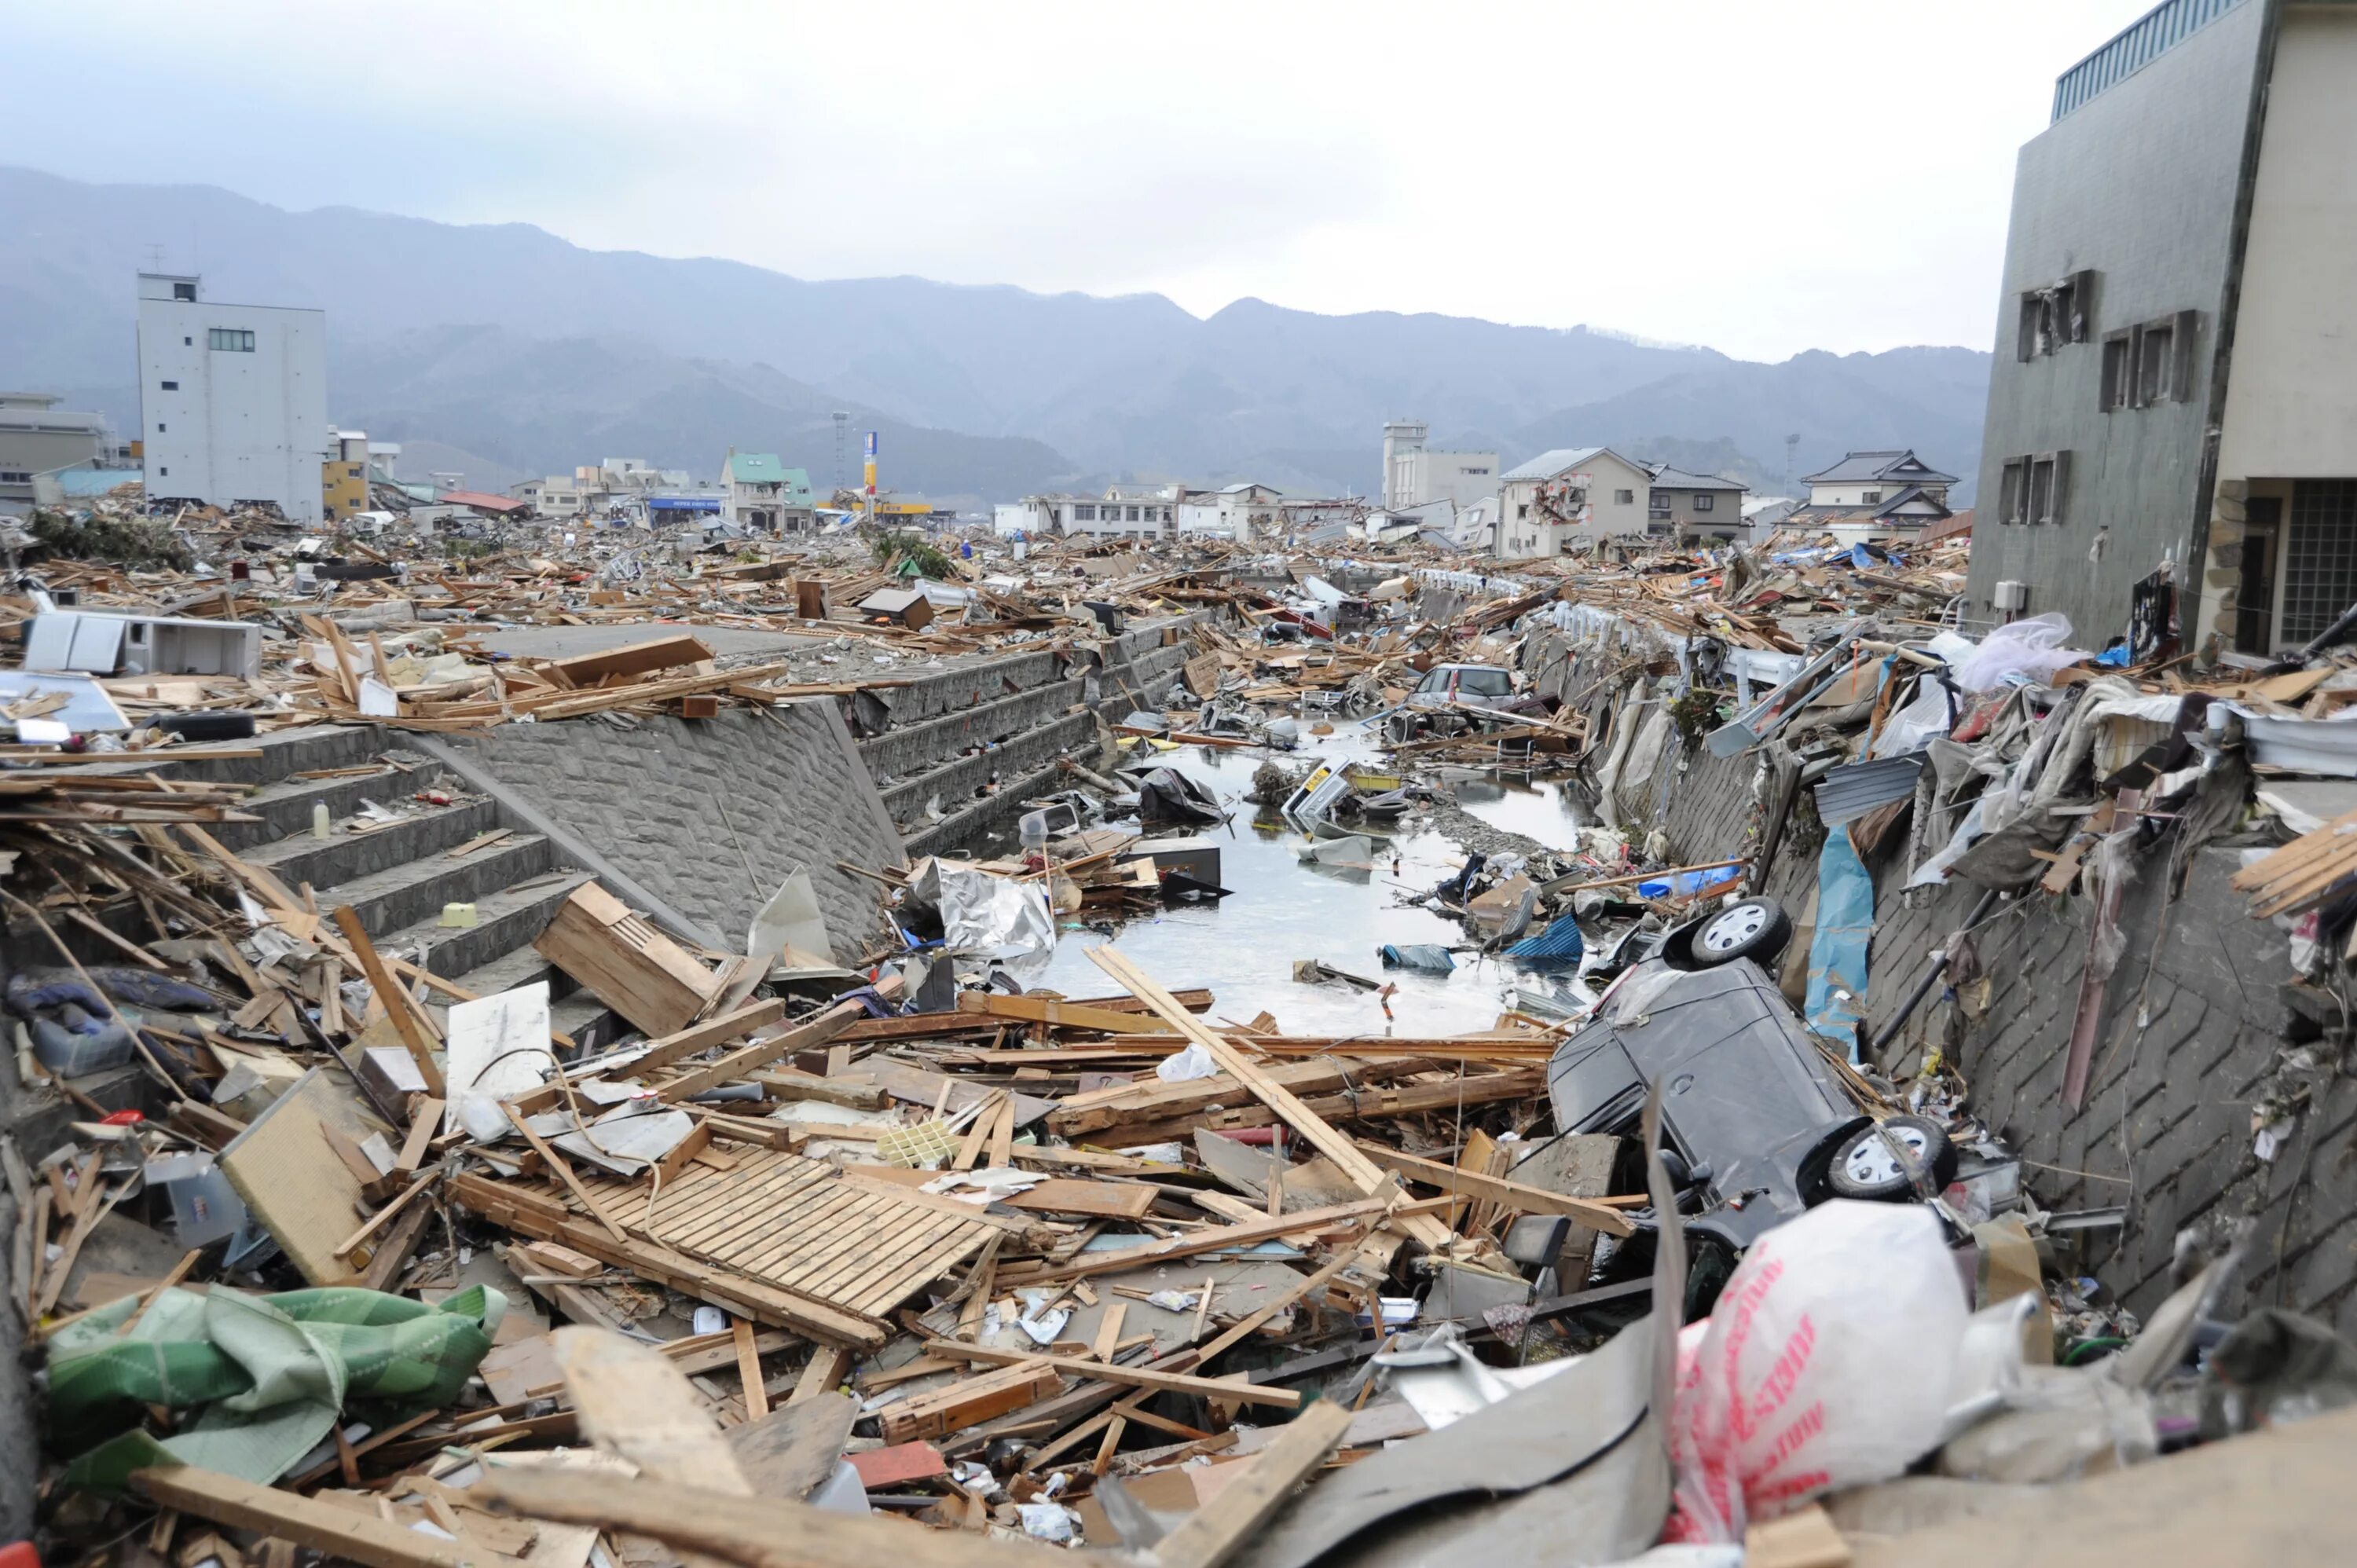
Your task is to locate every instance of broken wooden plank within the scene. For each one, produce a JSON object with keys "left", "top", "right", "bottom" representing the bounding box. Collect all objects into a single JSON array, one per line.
[
  {"left": 654, "top": 1000, "right": 864, "bottom": 1104},
  {"left": 1152, "top": 1398, "right": 1352, "bottom": 1568},
  {"left": 332, "top": 905, "right": 445, "bottom": 1095},
  {"left": 1088, "top": 947, "right": 1451, "bottom": 1251},
  {"left": 471, "top": 1467, "right": 1060, "bottom": 1568},
  {"left": 132, "top": 1467, "right": 466, "bottom": 1568},
  {"left": 922, "top": 1342, "right": 1299, "bottom": 1409},
  {"left": 1356, "top": 1143, "right": 1634, "bottom": 1236},
  {"left": 878, "top": 1359, "right": 1063, "bottom": 1444}
]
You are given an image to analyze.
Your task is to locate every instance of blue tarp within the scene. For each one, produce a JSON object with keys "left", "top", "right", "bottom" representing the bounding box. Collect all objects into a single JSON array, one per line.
[
  {"left": 1805, "top": 825, "right": 1874, "bottom": 1061},
  {"left": 1505, "top": 918, "right": 1585, "bottom": 966}
]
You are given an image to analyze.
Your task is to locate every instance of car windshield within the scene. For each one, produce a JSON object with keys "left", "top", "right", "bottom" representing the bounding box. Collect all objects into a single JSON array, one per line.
[{"left": 1456, "top": 669, "right": 1512, "bottom": 698}]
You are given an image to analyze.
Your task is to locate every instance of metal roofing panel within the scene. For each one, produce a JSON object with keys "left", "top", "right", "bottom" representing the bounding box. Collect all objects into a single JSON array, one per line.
[{"left": 1813, "top": 753, "right": 1927, "bottom": 826}]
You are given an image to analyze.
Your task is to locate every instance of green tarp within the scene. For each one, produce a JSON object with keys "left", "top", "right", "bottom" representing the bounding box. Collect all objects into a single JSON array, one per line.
[{"left": 49, "top": 1282, "right": 504, "bottom": 1493}]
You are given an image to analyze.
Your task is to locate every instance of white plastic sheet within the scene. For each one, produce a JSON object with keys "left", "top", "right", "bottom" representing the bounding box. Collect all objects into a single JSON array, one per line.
[{"left": 1949, "top": 614, "right": 2091, "bottom": 693}]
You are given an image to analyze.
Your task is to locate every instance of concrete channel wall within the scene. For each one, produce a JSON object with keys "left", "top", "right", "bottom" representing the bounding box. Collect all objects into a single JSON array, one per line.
[{"left": 1634, "top": 731, "right": 2343, "bottom": 1338}]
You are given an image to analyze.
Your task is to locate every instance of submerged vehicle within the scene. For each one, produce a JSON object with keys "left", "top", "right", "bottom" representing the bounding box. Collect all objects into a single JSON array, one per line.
[{"left": 1545, "top": 897, "right": 1959, "bottom": 1310}]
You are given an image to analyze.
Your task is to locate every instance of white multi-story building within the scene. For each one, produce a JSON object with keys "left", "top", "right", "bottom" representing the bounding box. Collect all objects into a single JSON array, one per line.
[
  {"left": 136, "top": 273, "right": 328, "bottom": 523},
  {"left": 1010, "top": 487, "right": 1177, "bottom": 540},
  {"left": 1382, "top": 421, "right": 1499, "bottom": 511}
]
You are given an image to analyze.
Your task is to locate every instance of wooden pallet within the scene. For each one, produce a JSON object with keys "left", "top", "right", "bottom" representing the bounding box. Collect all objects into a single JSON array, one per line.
[{"left": 578, "top": 1147, "right": 995, "bottom": 1321}]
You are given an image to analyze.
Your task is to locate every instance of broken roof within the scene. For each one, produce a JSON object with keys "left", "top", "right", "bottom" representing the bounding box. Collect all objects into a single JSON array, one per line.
[
  {"left": 1503, "top": 446, "right": 1644, "bottom": 482},
  {"left": 1649, "top": 465, "right": 1747, "bottom": 493}
]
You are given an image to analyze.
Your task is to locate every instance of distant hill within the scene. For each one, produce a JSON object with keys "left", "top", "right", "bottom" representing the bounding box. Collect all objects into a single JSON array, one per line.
[{"left": 0, "top": 166, "right": 1992, "bottom": 504}]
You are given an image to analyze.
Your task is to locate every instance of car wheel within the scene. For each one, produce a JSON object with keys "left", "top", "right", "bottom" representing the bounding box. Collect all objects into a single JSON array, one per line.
[
  {"left": 1826, "top": 1115, "right": 1959, "bottom": 1201},
  {"left": 1687, "top": 899, "right": 1793, "bottom": 968}
]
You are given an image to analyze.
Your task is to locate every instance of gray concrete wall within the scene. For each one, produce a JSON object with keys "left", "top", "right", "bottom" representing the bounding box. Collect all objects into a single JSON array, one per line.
[
  {"left": 427, "top": 701, "right": 904, "bottom": 959},
  {"left": 1964, "top": 0, "right": 2269, "bottom": 641},
  {"left": 1639, "top": 725, "right": 2347, "bottom": 1335}
]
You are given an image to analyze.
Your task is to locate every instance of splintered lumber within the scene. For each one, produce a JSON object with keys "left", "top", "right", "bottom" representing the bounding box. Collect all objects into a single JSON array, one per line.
[
  {"left": 1089, "top": 947, "right": 1453, "bottom": 1252},
  {"left": 133, "top": 1467, "right": 467, "bottom": 1568},
  {"left": 1049, "top": 1057, "right": 1433, "bottom": 1136},
  {"left": 1153, "top": 1399, "right": 1354, "bottom": 1568},
  {"left": 1025, "top": 1196, "right": 1390, "bottom": 1282},
  {"left": 877, "top": 1359, "right": 1063, "bottom": 1443},
  {"left": 923, "top": 1342, "right": 1299, "bottom": 1409},
  {"left": 1358, "top": 1142, "right": 1634, "bottom": 1236},
  {"left": 1089, "top": 1068, "right": 1545, "bottom": 1149},
  {"left": 654, "top": 998, "right": 865, "bottom": 1103},
  {"left": 535, "top": 882, "right": 724, "bottom": 1037},
  {"left": 552, "top": 1325, "right": 750, "bottom": 1492},
  {"left": 332, "top": 905, "right": 444, "bottom": 1094},
  {"left": 956, "top": 991, "right": 1178, "bottom": 1034},
  {"left": 1004, "top": 1178, "right": 1158, "bottom": 1218},
  {"left": 548, "top": 633, "right": 716, "bottom": 687},
  {"left": 470, "top": 1467, "right": 1061, "bottom": 1568}
]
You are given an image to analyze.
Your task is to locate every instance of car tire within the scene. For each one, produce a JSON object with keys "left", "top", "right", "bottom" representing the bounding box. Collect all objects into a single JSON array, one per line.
[
  {"left": 1826, "top": 1115, "right": 1959, "bottom": 1201},
  {"left": 1686, "top": 899, "right": 1793, "bottom": 969}
]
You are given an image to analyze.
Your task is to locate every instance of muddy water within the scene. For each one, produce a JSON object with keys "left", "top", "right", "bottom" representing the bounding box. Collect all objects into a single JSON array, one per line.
[
  {"left": 1025, "top": 739, "right": 1523, "bottom": 1037},
  {"left": 1445, "top": 771, "right": 1592, "bottom": 848}
]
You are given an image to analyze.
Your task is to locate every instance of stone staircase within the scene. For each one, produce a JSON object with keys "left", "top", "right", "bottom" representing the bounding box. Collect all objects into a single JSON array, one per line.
[{"left": 179, "top": 726, "right": 619, "bottom": 1046}]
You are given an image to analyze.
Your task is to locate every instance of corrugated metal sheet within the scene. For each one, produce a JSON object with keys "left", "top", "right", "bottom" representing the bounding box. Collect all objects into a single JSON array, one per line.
[
  {"left": 1813, "top": 753, "right": 1926, "bottom": 826},
  {"left": 2052, "top": 0, "right": 2249, "bottom": 122}
]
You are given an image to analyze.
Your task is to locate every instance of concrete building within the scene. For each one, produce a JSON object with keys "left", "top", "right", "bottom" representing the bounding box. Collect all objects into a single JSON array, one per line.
[
  {"left": 1965, "top": 0, "right": 2357, "bottom": 652},
  {"left": 0, "top": 393, "right": 112, "bottom": 513},
  {"left": 1381, "top": 420, "right": 1499, "bottom": 511},
  {"left": 1647, "top": 466, "right": 1750, "bottom": 540},
  {"left": 1787, "top": 450, "right": 1959, "bottom": 543},
  {"left": 323, "top": 430, "right": 370, "bottom": 523},
  {"left": 1495, "top": 446, "right": 1653, "bottom": 559},
  {"left": 720, "top": 452, "right": 815, "bottom": 533},
  {"left": 1009, "top": 487, "right": 1178, "bottom": 540},
  {"left": 136, "top": 273, "right": 328, "bottom": 523}
]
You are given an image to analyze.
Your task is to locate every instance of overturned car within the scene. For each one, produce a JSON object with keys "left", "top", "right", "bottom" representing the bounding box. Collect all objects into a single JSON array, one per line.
[{"left": 1546, "top": 897, "right": 1963, "bottom": 1311}]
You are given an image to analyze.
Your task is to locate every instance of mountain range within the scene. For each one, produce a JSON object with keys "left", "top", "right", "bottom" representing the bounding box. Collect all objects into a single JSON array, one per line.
[{"left": 0, "top": 166, "right": 1992, "bottom": 507}]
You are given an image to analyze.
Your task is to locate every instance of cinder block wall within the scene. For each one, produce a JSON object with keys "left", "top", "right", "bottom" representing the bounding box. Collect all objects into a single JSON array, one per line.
[{"left": 1637, "top": 731, "right": 2329, "bottom": 1335}]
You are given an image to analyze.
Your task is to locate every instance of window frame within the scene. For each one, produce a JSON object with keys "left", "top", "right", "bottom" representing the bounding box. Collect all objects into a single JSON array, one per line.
[{"left": 1693, "top": 493, "right": 1714, "bottom": 512}]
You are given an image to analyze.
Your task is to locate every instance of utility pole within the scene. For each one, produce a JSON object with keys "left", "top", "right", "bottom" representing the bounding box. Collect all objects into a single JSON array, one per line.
[
  {"left": 1783, "top": 434, "right": 1801, "bottom": 498},
  {"left": 831, "top": 412, "right": 848, "bottom": 491}
]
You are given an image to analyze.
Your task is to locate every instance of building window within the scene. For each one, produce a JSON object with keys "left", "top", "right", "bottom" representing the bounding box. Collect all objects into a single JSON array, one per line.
[
  {"left": 1127, "top": 506, "right": 1142, "bottom": 522},
  {"left": 1615, "top": 489, "right": 1633, "bottom": 505},
  {"left": 2136, "top": 320, "right": 2176, "bottom": 405},
  {"left": 159, "top": 380, "right": 178, "bottom": 391},
  {"left": 172, "top": 281, "right": 196, "bottom": 302},
  {"left": 1074, "top": 504, "right": 1096, "bottom": 521},
  {"left": 1860, "top": 489, "right": 1881, "bottom": 504},
  {"left": 1464, "top": 467, "right": 1490, "bottom": 476},
  {"left": 0, "top": 471, "right": 28, "bottom": 485},
  {"left": 1999, "top": 459, "right": 2027, "bottom": 525},
  {"left": 1694, "top": 493, "right": 1714, "bottom": 512},
  {"left": 1516, "top": 504, "right": 1529, "bottom": 518},
  {"left": 183, "top": 336, "right": 192, "bottom": 346},
  {"left": 2015, "top": 269, "right": 2094, "bottom": 360},
  {"left": 207, "top": 328, "right": 256, "bottom": 352},
  {"left": 160, "top": 467, "right": 169, "bottom": 477},
  {"left": 1648, "top": 493, "right": 1671, "bottom": 518},
  {"left": 2100, "top": 330, "right": 2132, "bottom": 411},
  {"left": 2282, "top": 481, "right": 2357, "bottom": 647},
  {"left": 348, "top": 467, "right": 363, "bottom": 478},
  {"left": 156, "top": 423, "right": 166, "bottom": 433}
]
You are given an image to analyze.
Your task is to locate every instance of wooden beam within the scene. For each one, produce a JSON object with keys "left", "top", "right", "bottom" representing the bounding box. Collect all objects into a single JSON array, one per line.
[
  {"left": 332, "top": 905, "right": 444, "bottom": 1095},
  {"left": 655, "top": 1001, "right": 863, "bottom": 1104},
  {"left": 469, "top": 1467, "right": 1063, "bottom": 1568},
  {"left": 955, "top": 992, "right": 1177, "bottom": 1035},
  {"left": 1087, "top": 947, "right": 1450, "bottom": 1251},
  {"left": 1357, "top": 1143, "right": 1634, "bottom": 1236},
  {"left": 733, "top": 1316, "right": 771, "bottom": 1421},
  {"left": 924, "top": 1342, "right": 1299, "bottom": 1408},
  {"left": 1018, "top": 1197, "right": 1387, "bottom": 1282},
  {"left": 504, "top": 1112, "right": 630, "bottom": 1245},
  {"left": 633, "top": 998, "right": 790, "bottom": 1076},
  {"left": 133, "top": 1467, "right": 466, "bottom": 1568},
  {"left": 1152, "top": 1398, "right": 1351, "bottom": 1568}
]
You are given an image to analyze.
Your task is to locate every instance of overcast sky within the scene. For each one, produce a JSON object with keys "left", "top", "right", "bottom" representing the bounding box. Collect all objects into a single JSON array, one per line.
[{"left": 11, "top": 0, "right": 2159, "bottom": 362}]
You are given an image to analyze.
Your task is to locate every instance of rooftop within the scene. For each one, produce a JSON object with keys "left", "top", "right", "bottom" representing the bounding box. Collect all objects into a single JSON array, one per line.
[
  {"left": 1802, "top": 450, "right": 1959, "bottom": 487},
  {"left": 723, "top": 452, "right": 787, "bottom": 483},
  {"left": 1503, "top": 446, "right": 1614, "bottom": 482},
  {"left": 2052, "top": 0, "right": 2249, "bottom": 123},
  {"left": 1650, "top": 465, "right": 1746, "bottom": 493}
]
